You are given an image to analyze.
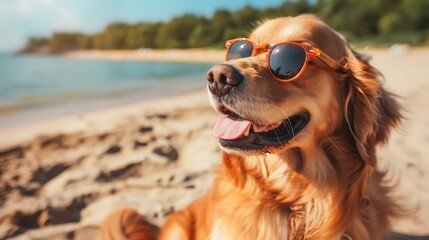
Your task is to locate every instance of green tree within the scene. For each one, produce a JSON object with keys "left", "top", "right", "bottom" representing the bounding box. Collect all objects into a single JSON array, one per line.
[
  {"left": 50, "top": 32, "right": 87, "bottom": 52},
  {"left": 156, "top": 15, "right": 203, "bottom": 48},
  {"left": 210, "top": 10, "right": 235, "bottom": 44},
  {"left": 21, "top": 0, "right": 429, "bottom": 52},
  {"left": 102, "top": 22, "right": 130, "bottom": 49},
  {"left": 379, "top": 11, "right": 405, "bottom": 34},
  {"left": 26, "top": 37, "right": 50, "bottom": 49},
  {"left": 401, "top": 0, "right": 429, "bottom": 30},
  {"left": 232, "top": 6, "right": 260, "bottom": 36},
  {"left": 125, "top": 23, "right": 160, "bottom": 49},
  {"left": 277, "top": 0, "right": 311, "bottom": 16},
  {"left": 188, "top": 20, "right": 215, "bottom": 48}
]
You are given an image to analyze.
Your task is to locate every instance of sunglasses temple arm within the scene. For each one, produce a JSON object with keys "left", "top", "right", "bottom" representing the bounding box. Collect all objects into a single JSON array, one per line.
[{"left": 317, "top": 52, "right": 349, "bottom": 75}]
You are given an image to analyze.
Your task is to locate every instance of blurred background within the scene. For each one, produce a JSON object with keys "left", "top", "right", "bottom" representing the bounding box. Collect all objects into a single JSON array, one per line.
[
  {"left": 8, "top": 0, "right": 429, "bottom": 52},
  {"left": 1, "top": 0, "right": 429, "bottom": 239},
  {"left": 1, "top": 0, "right": 428, "bottom": 127}
]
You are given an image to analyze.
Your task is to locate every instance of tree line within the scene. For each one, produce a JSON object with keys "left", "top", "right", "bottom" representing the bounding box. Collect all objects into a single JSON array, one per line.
[{"left": 21, "top": 0, "right": 429, "bottom": 53}]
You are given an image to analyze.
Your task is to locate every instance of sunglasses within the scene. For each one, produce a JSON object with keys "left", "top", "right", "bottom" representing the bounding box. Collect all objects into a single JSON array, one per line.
[{"left": 225, "top": 38, "right": 346, "bottom": 82}]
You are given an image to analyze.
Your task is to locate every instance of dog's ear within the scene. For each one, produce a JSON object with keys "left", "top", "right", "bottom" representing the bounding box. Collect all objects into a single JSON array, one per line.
[{"left": 344, "top": 48, "right": 402, "bottom": 166}]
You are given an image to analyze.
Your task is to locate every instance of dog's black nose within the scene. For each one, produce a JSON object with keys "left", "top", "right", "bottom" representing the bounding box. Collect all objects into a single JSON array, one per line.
[{"left": 206, "top": 64, "right": 243, "bottom": 97}]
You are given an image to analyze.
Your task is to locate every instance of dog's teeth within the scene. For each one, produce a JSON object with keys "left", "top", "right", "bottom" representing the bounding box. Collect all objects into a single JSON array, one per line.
[{"left": 243, "top": 125, "right": 251, "bottom": 136}]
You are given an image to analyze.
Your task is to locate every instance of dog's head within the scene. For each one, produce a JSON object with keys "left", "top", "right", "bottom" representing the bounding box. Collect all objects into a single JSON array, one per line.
[{"left": 207, "top": 14, "right": 401, "bottom": 166}]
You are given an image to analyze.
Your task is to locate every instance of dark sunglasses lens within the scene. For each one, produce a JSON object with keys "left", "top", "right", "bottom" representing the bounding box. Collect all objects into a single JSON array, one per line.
[
  {"left": 269, "top": 44, "right": 306, "bottom": 80},
  {"left": 227, "top": 40, "right": 254, "bottom": 60}
]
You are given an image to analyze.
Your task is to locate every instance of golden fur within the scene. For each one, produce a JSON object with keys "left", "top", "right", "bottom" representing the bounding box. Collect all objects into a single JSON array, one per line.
[{"left": 99, "top": 14, "right": 402, "bottom": 240}]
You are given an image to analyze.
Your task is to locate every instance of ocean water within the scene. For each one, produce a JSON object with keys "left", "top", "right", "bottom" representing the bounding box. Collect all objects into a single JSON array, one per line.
[{"left": 0, "top": 54, "right": 213, "bottom": 127}]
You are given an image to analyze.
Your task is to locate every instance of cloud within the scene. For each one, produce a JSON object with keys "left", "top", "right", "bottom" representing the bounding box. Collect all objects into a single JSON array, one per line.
[
  {"left": 16, "top": 0, "right": 55, "bottom": 16},
  {"left": 0, "top": 0, "right": 83, "bottom": 50},
  {"left": 50, "top": 5, "right": 82, "bottom": 32},
  {"left": 15, "top": 0, "right": 81, "bottom": 31}
]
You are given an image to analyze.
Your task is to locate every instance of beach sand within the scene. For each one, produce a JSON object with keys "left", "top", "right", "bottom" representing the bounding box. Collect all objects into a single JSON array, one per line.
[{"left": 1, "top": 47, "right": 429, "bottom": 239}]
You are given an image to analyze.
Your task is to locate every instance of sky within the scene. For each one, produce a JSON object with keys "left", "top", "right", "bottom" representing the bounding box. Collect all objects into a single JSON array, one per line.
[{"left": 0, "top": 0, "right": 288, "bottom": 52}]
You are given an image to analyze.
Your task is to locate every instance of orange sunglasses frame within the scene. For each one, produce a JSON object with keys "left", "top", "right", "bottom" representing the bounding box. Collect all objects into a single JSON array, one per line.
[{"left": 225, "top": 38, "right": 345, "bottom": 82}]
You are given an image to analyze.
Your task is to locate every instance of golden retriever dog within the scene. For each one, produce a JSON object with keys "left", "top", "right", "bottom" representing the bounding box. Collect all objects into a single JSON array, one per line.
[{"left": 99, "top": 14, "right": 402, "bottom": 240}]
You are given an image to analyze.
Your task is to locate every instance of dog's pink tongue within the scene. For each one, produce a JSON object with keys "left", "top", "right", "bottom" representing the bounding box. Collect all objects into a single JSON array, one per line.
[{"left": 213, "top": 116, "right": 251, "bottom": 140}]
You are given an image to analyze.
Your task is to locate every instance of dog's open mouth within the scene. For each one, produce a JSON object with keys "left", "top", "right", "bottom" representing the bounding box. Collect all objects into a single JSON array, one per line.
[{"left": 213, "top": 107, "right": 310, "bottom": 150}]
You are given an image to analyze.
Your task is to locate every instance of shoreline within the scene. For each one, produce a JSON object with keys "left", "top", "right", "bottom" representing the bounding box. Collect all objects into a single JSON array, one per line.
[
  {"left": 25, "top": 45, "right": 429, "bottom": 64},
  {"left": 0, "top": 50, "right": 219, "bottom": 132},
  {"left": 0, "top": 80, "right": 207, "bottom": 130}
]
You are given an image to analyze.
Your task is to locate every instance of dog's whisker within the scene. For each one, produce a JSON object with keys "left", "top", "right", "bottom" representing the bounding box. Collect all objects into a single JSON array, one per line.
[
  {"left": 273, "top": 128, "right": 282, "bottom": 146},
  {"left": 257, "top": 98, "right": 265, "bottom": 122},
  {"left": 250, "top": 99, "right": 258, "bottom": 123},
  {"left": 274, "top": 104, "right": 295, "bottom": 139}
]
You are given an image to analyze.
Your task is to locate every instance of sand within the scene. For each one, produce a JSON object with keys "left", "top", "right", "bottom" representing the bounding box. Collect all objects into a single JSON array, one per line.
[{"left": 1, "top": 47, "right": 429, "bottom": 239}]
